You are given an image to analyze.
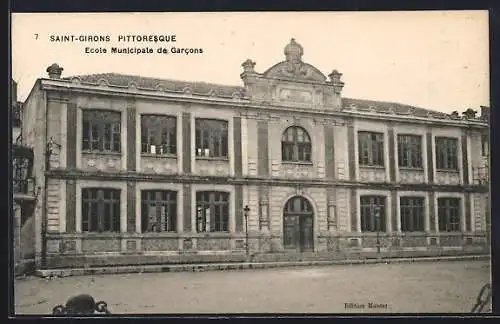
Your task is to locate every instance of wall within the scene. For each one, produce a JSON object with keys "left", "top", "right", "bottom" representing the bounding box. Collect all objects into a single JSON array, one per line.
[
  {"left": 33, "top": 83, "right": 489, "bottom": 268},
  {"left": 20, "top": 83, "right": 47, "bottom": 267}
]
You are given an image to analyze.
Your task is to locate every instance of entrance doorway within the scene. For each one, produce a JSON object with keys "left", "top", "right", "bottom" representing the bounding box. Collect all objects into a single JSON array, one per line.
[{"left": 283, "top": 196, "right": 314, "bottom": 252}]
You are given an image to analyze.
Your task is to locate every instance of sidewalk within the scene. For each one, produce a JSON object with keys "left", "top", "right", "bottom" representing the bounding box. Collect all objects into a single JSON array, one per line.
[{"left": 34, "top": 254, "right": 490, "bottom": 278}]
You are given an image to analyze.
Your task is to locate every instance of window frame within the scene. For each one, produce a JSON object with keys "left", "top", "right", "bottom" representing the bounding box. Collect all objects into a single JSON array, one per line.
[
  {"left": 140, "top": 190, "right": 178, "bottom": 233},
  {"left": 437, "top": 197, "right": 461, "bottom": 232},
  {"left": 360, "top": 196, "right": 386, "bottom": 232},
  {"left": 281, "top": 126, "right": 312, "bottom": 163},
  {"left": 81, "top": 188, "right": 121, "bottom": 233},
  {"left": 481, "top": 134, "right": 489, "bottom": 157},
  {"left": 358, "top": 131, "right": 385, "bottom": 167},
  {"left": 397, "top": 134, "right": 423, "bottom": 169},
  {"left": 283, "top": 196, "right": 313, "bottom": 215},
  {"left": 195, "top": 191, "right": 230, "bottom": 233},
  {"left": 195, "top": 119, "right": 229, "bottom": 159},
  {"left": 400, "top": 197, "right": 425, "bottom": 232},
  {"left": 140, "top": 114, "right": 177, "bottom": 156},
  {"left": 435, "top": 136, "right": 459, "bottom": 171},
  {"left": 82, "top": 109, "right": 122, "bottom": 153}
]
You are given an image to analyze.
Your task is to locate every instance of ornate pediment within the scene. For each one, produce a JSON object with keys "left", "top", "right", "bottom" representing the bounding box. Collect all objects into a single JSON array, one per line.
[
  {"left": 262, "top": 38, "right": 327, "bottom": 82},
  {"left": 241, "top": 38, "right": 343, "bottom": 110},
  {"left": 264, "top": 61, "right": 327, "bottom": 82}
]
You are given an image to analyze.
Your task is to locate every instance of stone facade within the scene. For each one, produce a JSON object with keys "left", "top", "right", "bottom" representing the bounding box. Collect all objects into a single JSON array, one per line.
[{"left": 19, "top": 40, "right": 490, "bottom": 270}]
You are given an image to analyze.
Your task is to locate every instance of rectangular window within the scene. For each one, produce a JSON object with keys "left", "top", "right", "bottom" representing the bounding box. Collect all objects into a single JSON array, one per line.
[
  {"left": 360, "top": 196, "right": 386, "bottom": 232},
  {"left": 358, "top": 132, "right": 384, "bottom": 167},
  {"left": 397, "top": 135, "right": 423, "bottom": 168},
  {"left": 12, "top": 157, "right": 30, "bottom": 194},
  {"left": 12, "top": 104, "right": 21, "bottom": 128},
  {"left": 195, "top": 119, "right": 228, "bottom": 158},
  {"left": 481, "top": 134, "right": 489, "bottom": 157},
  {"left": 400, "top": 197, "right": 425, "bottom": 232},
  {"left": 82, "top": 110, "right": 121, "bottom": 153},
  {"left": 435, "top": 137, "right": 458, "bottom": 170},
  {"left": 81, "top": 188, "right": 120, "bottom": 232},
  {"left": 141, "top": 190, "right": 177, "bottom": 232},
  {"left": 196, "top": 191, "right": 229, "bottom": 232},
  {"left": 438, "top": 198, "right": 461, "bottom": 232},
  {"left": 141, "top": 115, "right": 177, "bottom": 155}
]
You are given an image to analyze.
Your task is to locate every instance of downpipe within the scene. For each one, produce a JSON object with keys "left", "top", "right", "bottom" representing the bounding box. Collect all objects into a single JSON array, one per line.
[
  {"left": 40, "top": 154, "right": 49, "bottom": 269},
  {"left": 40, "top": 95, "right": 49, "bottom": 270}
]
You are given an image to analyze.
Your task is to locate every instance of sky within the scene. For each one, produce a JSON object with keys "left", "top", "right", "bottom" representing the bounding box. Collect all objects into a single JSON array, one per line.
[{"left": 11, "top": 11, "right": 489, "bottom": 113}]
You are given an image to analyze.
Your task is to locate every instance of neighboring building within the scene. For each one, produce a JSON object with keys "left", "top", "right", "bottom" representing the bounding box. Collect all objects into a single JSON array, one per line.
[
  {"left": 20, "top": 39, "right": 490, "bottom": 270},
  {"left": 12, "top": 80, "right": 22, "bottom": 143},
  {"left": 12, "top": 79, "right": 38, "bottom": 275}
]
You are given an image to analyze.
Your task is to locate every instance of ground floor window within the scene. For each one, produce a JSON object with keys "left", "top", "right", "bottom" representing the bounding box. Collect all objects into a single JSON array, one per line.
[
  {"left": 360, "top": 196, "right": 386, "bottom": 232},
  {"left": 81, "top": 188, "right": 120, "bottom": 232},
  {"left": 438, "top": 197, "right": 461, "bottom": 232},
  {"left": 141, "top": 190, "right": 177, "bottom": 232},
  {"left": 400, "top": 197, "right": 425, "bottom": 232},
  {"left": 196, "top": 191, "right": 229, "bottom": 232}
]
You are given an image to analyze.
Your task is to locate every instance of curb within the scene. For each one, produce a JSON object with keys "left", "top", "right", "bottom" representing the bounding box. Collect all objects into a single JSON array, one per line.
[{"left": 34, "top": 254, "right": 490, "bottom": 278}]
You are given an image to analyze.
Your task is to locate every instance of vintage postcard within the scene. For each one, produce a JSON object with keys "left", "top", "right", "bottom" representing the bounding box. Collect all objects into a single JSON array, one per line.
[{"left": 11, "top": 11, "right": 491, "bottom": 315}]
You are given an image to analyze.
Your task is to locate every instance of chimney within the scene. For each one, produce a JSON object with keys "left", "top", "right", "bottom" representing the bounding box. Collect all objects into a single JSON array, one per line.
[
  {"left": 480, "top": 106, "right": 490, "bottom": 123},
  {"left": 46, "top": 63, "right": 64, "bottom": 79},
  {"left": 328, "top": 70, "right": 345, "bottom": 94},
  {"left": 11, "top": 79, "right": 17, "bottom": 106}
]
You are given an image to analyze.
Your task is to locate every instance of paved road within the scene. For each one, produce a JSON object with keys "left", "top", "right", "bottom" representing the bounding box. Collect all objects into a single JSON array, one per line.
[{"left": 14, "top": 260, "right": 491, "bottom": 314}]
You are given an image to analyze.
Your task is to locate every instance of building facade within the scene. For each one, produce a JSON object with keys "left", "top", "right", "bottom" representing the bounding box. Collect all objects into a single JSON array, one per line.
[
  {"left": 12, "top": 78, "right": 38, "bottom": 275},
  {"left": 20, "top": 39, "right": 490, "bottom": 269}
]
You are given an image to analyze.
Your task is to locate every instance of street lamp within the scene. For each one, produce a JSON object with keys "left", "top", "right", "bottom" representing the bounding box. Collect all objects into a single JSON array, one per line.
[
  {"left": 243, "top": 205, "right": 250, "bottom": 256},
  {"left": 374, "top": 205, "right": 381, "bottom": 260}
]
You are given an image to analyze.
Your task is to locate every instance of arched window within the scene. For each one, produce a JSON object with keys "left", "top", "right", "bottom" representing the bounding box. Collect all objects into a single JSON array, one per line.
[
  {"left": 284, "top": 196, "right": 313, "bottom": 215},
  {"left": 281, "top": 126, "right": 312, "bottom": 162}
]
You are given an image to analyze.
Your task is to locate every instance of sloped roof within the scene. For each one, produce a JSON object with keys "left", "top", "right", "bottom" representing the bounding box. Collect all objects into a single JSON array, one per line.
[
  {"left": 342, "top": 98, "right": 449, "bottom": 118},
  {"left": 65, "top": 73, "right": 448, "bottom": 117},
  {"left": 64, "top": 73, "right": 246, "bottom": 98}
]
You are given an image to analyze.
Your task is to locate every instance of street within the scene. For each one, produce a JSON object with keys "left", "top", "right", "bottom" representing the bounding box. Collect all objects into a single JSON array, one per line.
[{"left": 14, "top": 260, "right": 491, "bottom": 314}]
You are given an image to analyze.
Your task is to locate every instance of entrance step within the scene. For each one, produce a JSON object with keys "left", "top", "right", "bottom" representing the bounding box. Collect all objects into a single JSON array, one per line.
[{"left": 34, "top": 254, "right": 489, "bottom": 278}]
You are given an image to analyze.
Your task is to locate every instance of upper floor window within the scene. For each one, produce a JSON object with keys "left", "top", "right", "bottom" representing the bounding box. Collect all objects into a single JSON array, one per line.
[
  {"left": 281, "top": 126, "right": 312, "bottom": 162},
  {"left": 141, "top": 190, "right": 177, "bottom": 232},
  {"left": 358, "top": 132, "right": 384, "bottom": 167},
  {"left": 481, "top": 134, "right": 489, "bottom": 157},
  {"left": 82, "top": 110, "right": 121, "bottom": 153},
  {"left": 400, "top": 197, "right": 425, "bottom": 232},
  {"left": 12, "top": 104, "right": 21, "bottom": 128},
  {"left": 196, "top": 191, "right": 229, "bottom": 232},
  {"left": 398, "top": 134, "right": 423, "bottom": 168},
  {"left": 435, "top": 137, "right": 458, "bottom": 171},
  {"left": 141, "top": 115, "right": 177, "bottom": 155},
  {"left": 195, "top": 119, "right": 228, "bottom": 158},
  {"left": 437, "top": 197, "right": 461, "bottom": 232},
  {"left": 360, "top": 196, "right": 386, "bottom": 232},
  {"left": 12, "top": 155, "right": 32, "bottom": 195},
  {"left": 81, "top": 188, "right": 120, "bottom": 232}
]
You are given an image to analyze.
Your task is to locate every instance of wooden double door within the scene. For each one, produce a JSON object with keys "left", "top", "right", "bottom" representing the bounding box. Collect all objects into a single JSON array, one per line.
[
  {"left": 283, "top": 214, "right": 314, "bottom": 252},
  {"left": 283, "top": 196, "right": 315, "bottom": 252}
]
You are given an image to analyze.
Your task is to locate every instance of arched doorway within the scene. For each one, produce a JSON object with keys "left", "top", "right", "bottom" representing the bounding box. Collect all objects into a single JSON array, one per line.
[{"left": 283, "top": 196, "right": 314, "bottom": 252}]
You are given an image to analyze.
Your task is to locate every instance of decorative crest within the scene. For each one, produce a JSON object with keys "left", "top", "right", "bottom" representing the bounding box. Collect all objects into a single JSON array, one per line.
[{"left": 284, "top": 38, "right": 304, "bottom": 63}]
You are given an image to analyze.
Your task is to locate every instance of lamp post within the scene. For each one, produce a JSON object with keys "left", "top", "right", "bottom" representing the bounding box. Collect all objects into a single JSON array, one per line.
[
  {"left": 243, "top": 205, "right": 250, "bottom": 257},
  {"left": 374, "top": 205, "right": 381, "bottom": 260}
]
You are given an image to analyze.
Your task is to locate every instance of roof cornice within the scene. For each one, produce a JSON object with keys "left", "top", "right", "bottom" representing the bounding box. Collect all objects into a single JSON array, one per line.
[{"left": 40, "top": 78, "right": 489, "bottom": 129}]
